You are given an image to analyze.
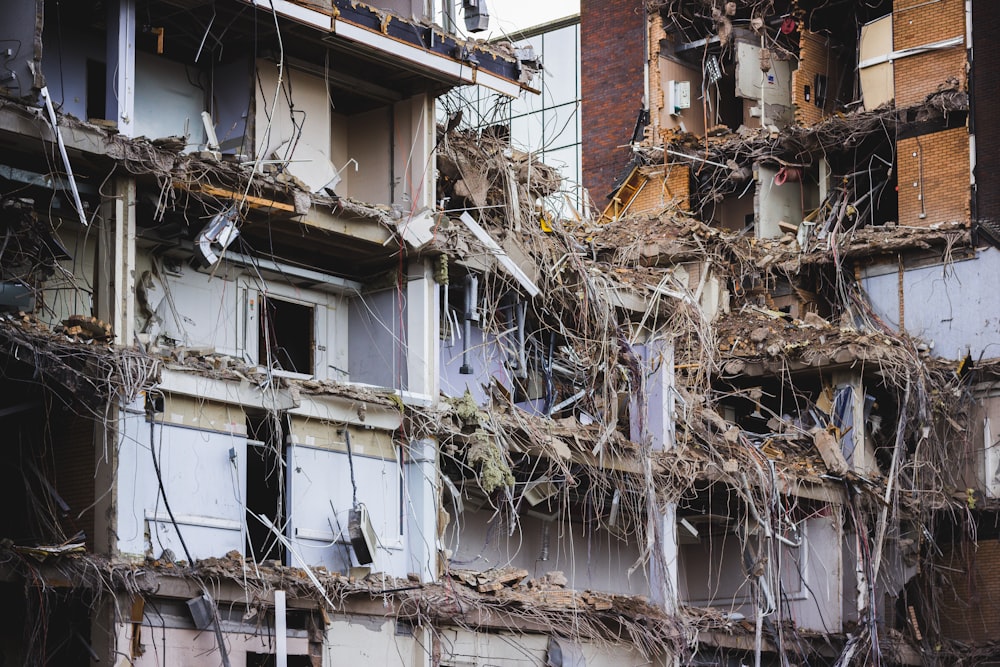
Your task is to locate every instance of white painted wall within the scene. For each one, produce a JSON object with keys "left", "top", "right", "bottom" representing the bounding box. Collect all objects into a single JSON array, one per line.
[
  {"left": 255, "top": 59, "right": 328, "bottom": 160},
  {"left": 122, "top": 622, "right": 310, "bottom": 667},
  {"left": 134, "top": 51, "right": 206, "bottom": 144},
  {"left": 137, "top": 253, "right": 348, "bottom": 381},
  {"left": 325, "top": 618, "right": 422, "bottom": 665},
  {"left": 861, "top": 247, "right": 1000, "bottom": 360},
  {"left": 438, "top": 627, "right": 664, "bottom": 667},
  {"left": 117, "top": 406, "right": 248, "bottom": 560},
  {"left": 286, "top": 442, "right": 408, "bottom": 576},
  {"left": 679, "top": 514, "right": 843, "bottom": 633},
  {"left": 448, "top": 509, "right": 652, "bottom": 596}
]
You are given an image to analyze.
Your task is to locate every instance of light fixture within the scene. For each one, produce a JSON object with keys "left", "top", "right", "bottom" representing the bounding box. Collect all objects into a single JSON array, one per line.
[{"left": 463, "top": 0, "right": 489, "bottom": 33}]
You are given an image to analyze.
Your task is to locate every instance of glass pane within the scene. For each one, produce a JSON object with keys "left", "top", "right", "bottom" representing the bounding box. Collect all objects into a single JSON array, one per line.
[
  {"left": 509, "top": 111, "right": 544, "bottom": 152},
  {"left": 541, "top": 101, "right": 580, "bottom": 152},
  {"left": 541, "top": 26, "right": 578, "bottom": 107}
]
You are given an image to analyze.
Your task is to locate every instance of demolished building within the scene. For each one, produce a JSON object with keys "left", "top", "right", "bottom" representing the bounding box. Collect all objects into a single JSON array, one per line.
[{"left": 1, "top": 0, "right": 999, "bottom": 665}]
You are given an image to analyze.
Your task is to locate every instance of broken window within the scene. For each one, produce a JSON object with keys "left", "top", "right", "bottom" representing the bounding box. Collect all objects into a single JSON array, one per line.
[{"left": 259, "top": 296, "right": 314, "bottom": 375}]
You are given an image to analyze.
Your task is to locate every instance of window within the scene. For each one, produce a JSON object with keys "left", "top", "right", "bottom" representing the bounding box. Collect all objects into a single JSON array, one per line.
[{"left": 259, "top": 296, "right": 314, "bottom": 375}]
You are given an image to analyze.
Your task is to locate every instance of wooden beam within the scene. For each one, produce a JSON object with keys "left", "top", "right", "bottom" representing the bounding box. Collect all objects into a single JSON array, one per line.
[{"left": 174, "top": 181, "right": 297, "bottom": 212}]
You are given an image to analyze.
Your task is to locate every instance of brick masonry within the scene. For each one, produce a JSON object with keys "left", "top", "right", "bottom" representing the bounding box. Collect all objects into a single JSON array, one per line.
[
  {"left": 896, "top": 127, "right": 969, "bottom": 227},
  {"left": 937, "top": 539, "right": 1000, "bottom": 642},
  {"left": 580, "top": 0, "right": 646, "bottom": 202},
  {"left": 629, "top": 165, "right": 690, "bottom": 214},
  {"left": 792, "top": 30, "right": 843, "bottom": 127},
  {"left": 893, "top": 0, "right": 967, "bottom": 108}
]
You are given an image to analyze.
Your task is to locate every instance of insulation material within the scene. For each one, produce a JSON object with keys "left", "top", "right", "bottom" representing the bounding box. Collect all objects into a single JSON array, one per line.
[{"left": 859, "top": 15, "right": 894, "bottom": 110}]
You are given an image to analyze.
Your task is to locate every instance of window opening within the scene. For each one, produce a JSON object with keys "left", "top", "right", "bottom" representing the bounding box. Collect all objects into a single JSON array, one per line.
[
  {"left": 86, "top": 59, "right": 107, "bottom": 121},
  {"left": 259, "top": 296, "right": 314, "bottom": 374},
  {"left": 246, "top": 413, "right": 289, "bottom": 564}
]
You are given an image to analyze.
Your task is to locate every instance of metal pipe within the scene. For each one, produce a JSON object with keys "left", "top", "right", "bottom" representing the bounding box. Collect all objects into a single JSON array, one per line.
[
  {"left": 40, "top": 87, "right": 88, "bottom": 226},
  {"left": 515, "top": 299, "right": 527, "bottom": 379},
  {"left": 459, "top": 273, "right": 477, "bottom": 374}
]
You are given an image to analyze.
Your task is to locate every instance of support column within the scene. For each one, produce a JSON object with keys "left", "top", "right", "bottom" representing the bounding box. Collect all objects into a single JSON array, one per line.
[
  {"left": 631, "top": 335, "right": 678, "bottom": 613},
  {"left": 406, "top": 438, "right": 439, "bottom": 582},
  {"left": 99, "top": 176, "right": 137, "bottom": 346},
  {"left": 106, "top": 0, "right": 136, "bottom": 136},
  {"left": 406, "top": 258, "right": 439, "bottom": 399}
]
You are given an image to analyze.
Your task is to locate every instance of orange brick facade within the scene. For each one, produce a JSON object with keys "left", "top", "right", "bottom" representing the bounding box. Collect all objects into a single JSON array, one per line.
[
  {"left": 896, "top": 127, "right": 969, "bottom": 227},
  {"left": 629, "top": 165, "right": 691, "bottom": 214},
  {"left": 792, "top": 30, "right": 843, "bottom": 127},
  {"left": 893, "top": 0, "right": 967, "bottom": 108}
]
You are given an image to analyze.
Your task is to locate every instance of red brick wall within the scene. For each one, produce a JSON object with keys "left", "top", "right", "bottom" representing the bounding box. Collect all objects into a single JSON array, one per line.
[
  {"left": 896, "top": 127, "right": 969, "bottom": 227},
  {"left": 581, "top": 0, "right": 646, "bottom": 202},
  {"left": 893, "top": 0, "right": 967, "bottom": 108},
  {"left": 937, "top": 539, "right": 1000, "bottom": 642}
]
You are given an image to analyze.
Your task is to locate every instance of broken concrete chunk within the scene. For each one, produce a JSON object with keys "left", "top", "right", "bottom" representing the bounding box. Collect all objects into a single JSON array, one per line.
[{"left": 812, "top": 427, "right": 849, "bottom": 475}]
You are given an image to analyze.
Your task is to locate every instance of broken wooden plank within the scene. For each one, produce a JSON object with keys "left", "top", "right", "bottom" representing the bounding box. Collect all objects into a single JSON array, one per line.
[{"left": 174, "top": 182, "right": 297, "bottom": 212}]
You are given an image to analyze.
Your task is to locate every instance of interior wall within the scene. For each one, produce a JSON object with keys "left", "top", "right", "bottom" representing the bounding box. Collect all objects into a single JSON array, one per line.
[
  {"left": 325, "top": 618, "right": 421, "bottom": 665},
  {"left": 449, "top": 509, "right": 652, "bottom": 596},
  {"left": 679, "top": 515, "right": 842, "bottom": 633},
  {"left": 346, "top": 106, "right": 393, "bottom": 204},
  {"left": 757, "top": 164, "right": 804, "bottom": 239},
  {"left": 657, "top": 56, "right": 705, "bottom": 137},
  {"left": 349, "top": 287, "right": 407, "bottom": 389},
  {"left": 255, "top": 60, "right": 331, "bottom": 170},
  {"left": 286, "top": 439, "right": 407, "bottom": 576},
  {"left": 211, "top": 56, "right": 252, "bottom": 153},
  {"left": 43, "top": 229, "right": 97, "bottom": 325},
  {"left": 134, "top": 50, "right": 206, "bottom": 144},
  {"left": 394, "top": 94, "right": 435, "bottom": 209},
  {"left": 735, "top": 40, "right": 793, "bottom": 128},
  {"left": 140, "top": 256, "right": 242, "bottom": 356},
  {"left": 125, "top": 622, "right": 310, "bottom": 667},
  {"left": 440, "top": 323, "right": 510, "bottom": 405},
  {"left": 42, "top": 26, "right": 106, "bottom": 120},
  {"left": 0, "top": 0, "right": 43, "bottom": 98},
  {"left": 861, "top": 247, "right": 1000, "bottom": 359},
  {"left": 439, "top": 627, "right": 663, "bottom": 667}
]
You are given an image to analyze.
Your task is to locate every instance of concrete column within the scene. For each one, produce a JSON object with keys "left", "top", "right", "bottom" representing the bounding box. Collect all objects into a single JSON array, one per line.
[
  {"left": 394, "top": 93, "right": 436, "bottom": 210},
  {"left": 405, "top": 438, "right": 439, "bottom": 582},
  {"left": 630, "top": 335, "right": 674, "bottom": 451},
  {"left": 106, "top": 0, "right": 136, "bottom": 136},
  {"left": 630, "top": 335, "right": 678, "bottom": 613},
  {"left": 650, "top": 502, "right": 679, "bottom": 613},
  {"left": 98, "top": 176, "right": 137, "bottom": 346},
  {"left": 406, "top": 258, "right": 439, "bottom": 399}
]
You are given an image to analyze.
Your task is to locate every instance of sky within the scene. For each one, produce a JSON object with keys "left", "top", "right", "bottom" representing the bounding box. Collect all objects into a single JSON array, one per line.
[{"left": 480, "top": 0, "right": 579, "bottom": 38}]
